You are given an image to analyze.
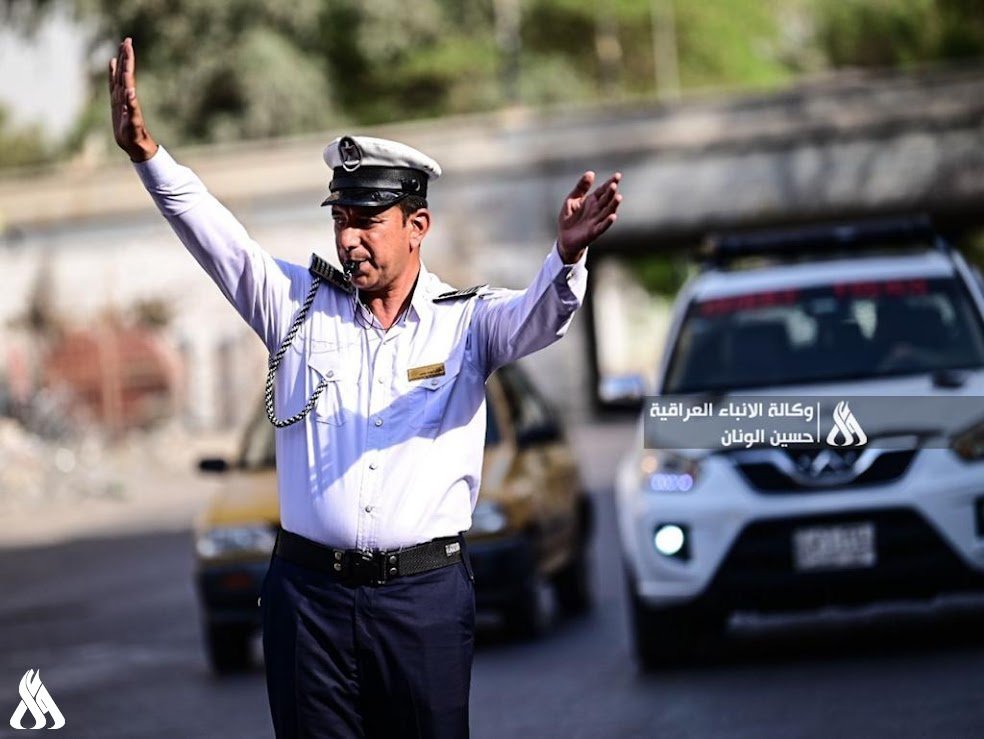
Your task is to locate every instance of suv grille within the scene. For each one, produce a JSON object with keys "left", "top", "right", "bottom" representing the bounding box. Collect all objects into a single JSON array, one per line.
[{"left": 733, "top": 449, "right": 917, "bottom": 493}]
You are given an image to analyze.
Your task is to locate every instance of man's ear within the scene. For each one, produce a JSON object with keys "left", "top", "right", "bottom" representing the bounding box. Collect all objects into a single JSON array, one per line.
[{"left": 408, "top": 208, "right": 431, "bottom": 249}]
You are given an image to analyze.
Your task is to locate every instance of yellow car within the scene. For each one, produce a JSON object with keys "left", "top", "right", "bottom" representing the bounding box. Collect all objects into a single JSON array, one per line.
[{"left": 194, "top": 364, "right": 593, "bottom": 673}]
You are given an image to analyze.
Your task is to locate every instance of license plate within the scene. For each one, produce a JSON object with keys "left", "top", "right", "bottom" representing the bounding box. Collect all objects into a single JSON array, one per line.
[{"left": 792, "top": 522, "right": 876, "bottom": 572}]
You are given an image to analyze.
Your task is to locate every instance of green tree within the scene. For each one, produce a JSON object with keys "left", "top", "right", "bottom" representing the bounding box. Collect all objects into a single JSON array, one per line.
[
  {"left": 78, "top": 0, "right": 339, "bottom": 146},
  {"left": 812, "top": 0, "right": 938, "bottom": 68},
  {"left": 4, "top": 0, "right": 984, "bottom": 168},
  {"left": 321, "top": 0, "right": 501, "bottom": 122},
  {"left": 811, "top": 0, "right": 984, "bottom": 69}
]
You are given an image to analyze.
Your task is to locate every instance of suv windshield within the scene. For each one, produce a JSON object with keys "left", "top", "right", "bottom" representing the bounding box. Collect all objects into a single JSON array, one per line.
[{"left": 664, "top": 276, "right": 984, "bottom": 393}]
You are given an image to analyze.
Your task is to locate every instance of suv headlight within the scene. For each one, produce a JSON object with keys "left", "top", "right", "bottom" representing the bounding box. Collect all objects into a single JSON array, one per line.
[
  {"left": 952, "top": 421, "right": 984, "bottom": 461},
  {"left": 196, "top": 525, "right": 277, "bottom": 559},
  {"left": 471, "top": 500, "right": 509, "bottom": 535},
  {"left": 640, "top": 450, "right": 702, "bottom": 492}
]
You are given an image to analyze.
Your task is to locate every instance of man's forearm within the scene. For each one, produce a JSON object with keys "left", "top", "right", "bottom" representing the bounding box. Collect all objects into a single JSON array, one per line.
[
  {"left": 471, "top": 243, "right": 588, "bottom": 374},
  {"left": 133, "top": 146, "right": 300, "bottom": 351}
]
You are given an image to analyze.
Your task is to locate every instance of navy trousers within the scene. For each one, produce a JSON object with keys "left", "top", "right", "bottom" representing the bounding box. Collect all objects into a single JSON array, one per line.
[{"left": 260, "top": 550, "right": 475, "bottom": 739}]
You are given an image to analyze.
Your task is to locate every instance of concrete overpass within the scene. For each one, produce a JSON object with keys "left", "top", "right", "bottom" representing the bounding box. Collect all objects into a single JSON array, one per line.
[{"left": 2, "top": 65, "right": 983, "bottom": 425}]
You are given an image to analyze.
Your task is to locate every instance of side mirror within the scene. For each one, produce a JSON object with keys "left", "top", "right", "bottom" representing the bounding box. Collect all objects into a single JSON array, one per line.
[
  {"left": 198, "top": 457, "right": 230, "bottom": 474},
  {"left": 599, "top": 373, "right": 648, "bottom": 403}
]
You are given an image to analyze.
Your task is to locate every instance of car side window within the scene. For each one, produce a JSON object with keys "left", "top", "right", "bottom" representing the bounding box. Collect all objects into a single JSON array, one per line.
[
  {"left": 497, "top": 365, "right": 560, "bottom": 445},
  {"left": 241, "top": 403, "right": 277, "bottom": 470},
  {"left": 484, "top": 389, "right": 501, "bottom": 446}
]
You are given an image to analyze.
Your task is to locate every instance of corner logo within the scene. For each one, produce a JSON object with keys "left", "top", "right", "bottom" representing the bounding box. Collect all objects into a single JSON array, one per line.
[
  {"left": 826, "top": 401, "right": 867, "bottom": 447},
  {"left": 9, "top": 670, "right": 65, "bottom": 730}
]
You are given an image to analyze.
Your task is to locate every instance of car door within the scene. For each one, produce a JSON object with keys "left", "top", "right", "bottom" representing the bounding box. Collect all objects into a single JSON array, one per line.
[{"left": 497, "top": 364, "right": 581, "bottom": 573}]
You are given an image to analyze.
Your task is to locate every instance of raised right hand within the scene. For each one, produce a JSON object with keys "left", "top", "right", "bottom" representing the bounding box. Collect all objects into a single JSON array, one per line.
[{"left": 108, "top": 37, "right": 158, "bottom": 162}]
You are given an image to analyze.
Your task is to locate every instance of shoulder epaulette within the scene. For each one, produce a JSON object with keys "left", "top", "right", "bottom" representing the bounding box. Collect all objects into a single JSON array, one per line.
[
  {"left": 433, "top": 284, "right": 488, "bottom": 303},
  {"left": 309, "top": 254, "right": 355, "bottom": 294}
]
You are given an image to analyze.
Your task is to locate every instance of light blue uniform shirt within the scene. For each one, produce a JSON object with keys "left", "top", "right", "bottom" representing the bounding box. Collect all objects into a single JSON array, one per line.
[{"left": 135, "top": 146, "right": 588, "bottom": 550}]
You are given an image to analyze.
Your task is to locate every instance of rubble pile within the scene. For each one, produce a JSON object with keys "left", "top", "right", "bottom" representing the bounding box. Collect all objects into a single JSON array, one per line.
[{"left": 0, "top": 417, "right": 120, "bottom": 515}]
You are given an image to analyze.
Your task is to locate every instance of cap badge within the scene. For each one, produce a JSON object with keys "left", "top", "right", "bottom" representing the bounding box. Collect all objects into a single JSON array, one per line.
[{"left": 338, "top": 136, "right": 363, "bottom": 172}]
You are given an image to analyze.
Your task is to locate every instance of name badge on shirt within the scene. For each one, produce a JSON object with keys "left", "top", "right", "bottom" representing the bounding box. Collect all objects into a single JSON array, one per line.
[{"left": 408, "top": 362, "right": 446, "bottom": 382}]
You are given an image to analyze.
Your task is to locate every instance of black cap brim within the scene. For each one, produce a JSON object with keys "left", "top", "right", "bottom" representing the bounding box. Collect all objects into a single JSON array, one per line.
[{"left": 320, "top": 189, "right": 408, "bottom": 208}]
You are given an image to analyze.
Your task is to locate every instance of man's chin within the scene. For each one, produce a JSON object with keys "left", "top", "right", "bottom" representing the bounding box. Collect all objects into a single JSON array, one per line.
[{"left": 350, "top": 274, "right": 379, "bottom": 292}]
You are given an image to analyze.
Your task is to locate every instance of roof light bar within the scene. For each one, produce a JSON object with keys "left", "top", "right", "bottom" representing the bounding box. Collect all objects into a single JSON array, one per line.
[{"left": 702, "top": 215, "right": 944, "bottom": 267}]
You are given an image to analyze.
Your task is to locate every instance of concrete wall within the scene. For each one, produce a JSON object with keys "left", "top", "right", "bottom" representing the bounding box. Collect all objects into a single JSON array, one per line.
[{"left": 2, "top": 65, "right": 983, "bottom": 428}]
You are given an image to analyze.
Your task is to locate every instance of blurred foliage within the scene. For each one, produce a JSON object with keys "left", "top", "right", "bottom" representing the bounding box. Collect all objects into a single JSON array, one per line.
[
  {"left": 672, "top": 0, "right": 790, "bottom": 89},
  {"left": 321, "top": 0, "right": 501, "bottom": 122},
  {"left": 633, "top": 254, "right": 692, "bottom": 297},
  {"left": 0, "top": 107, "right": 48, "bottom": 169},
  {"left": 2, "top": 0, "right": 984, "bottom": 161},
  {"left": 812, "top": 0, "right": 984, "bottom": 69},
  {"left": 958, "top": 228, "right": 984, "bottom": 272},
  {"left": 80, "top": 0, "right": 338, "bottom": 145}
]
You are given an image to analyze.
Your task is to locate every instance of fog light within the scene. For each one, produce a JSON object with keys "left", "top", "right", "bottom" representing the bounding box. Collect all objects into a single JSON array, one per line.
[
  {"left": 653, "top": 524, "right": 689, "bottom": 560},
  {"left": 649, "top": 473, "right": 694, "bottom": 492}
]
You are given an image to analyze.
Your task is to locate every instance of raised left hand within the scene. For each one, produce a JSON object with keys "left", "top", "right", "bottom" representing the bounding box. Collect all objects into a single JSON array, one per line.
[
  {"left": 557, "top": 171, "right": 622, "bottom": 263},
  {"left": 108, "top": 37, "right": 158, "bottom": 162}
]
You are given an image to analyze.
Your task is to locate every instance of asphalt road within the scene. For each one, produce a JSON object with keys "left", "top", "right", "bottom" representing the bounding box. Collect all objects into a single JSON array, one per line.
[{"left": 3, "top": 445, "right": 984, "bottom": 738}]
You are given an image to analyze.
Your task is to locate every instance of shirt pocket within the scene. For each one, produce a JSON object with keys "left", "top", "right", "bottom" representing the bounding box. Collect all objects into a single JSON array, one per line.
[
  {"left": 306, "top": 348, "right": 352, "bottom": 426},
  {"left": 407, "top": 356, "right": 464, "bottom": 432}
]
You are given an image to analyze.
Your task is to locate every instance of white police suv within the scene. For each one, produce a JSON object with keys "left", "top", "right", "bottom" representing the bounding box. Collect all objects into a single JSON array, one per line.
[{"left": 615, "top": 217, "right": 984, "bottom": 668}]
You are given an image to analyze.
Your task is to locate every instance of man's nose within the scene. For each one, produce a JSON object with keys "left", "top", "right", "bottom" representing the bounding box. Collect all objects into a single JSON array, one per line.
[{"left": 336, "top": 226, "right": 361, "bottom": 250}]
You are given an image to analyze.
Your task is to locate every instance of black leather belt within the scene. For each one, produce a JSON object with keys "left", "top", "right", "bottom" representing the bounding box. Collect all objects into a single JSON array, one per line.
[{"left": 273, "top": 528, "right": 466, "bottom": 587}]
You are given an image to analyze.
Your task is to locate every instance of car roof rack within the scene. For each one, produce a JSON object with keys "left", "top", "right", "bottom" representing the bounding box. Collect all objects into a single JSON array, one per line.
[{"left": 701, "top": 215, "right": 948, "bottom": 270}]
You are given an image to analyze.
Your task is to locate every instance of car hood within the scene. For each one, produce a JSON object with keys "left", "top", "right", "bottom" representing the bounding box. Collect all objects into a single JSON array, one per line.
[{"left": 196, "top": 468, "right": 279, "bottom": 530}]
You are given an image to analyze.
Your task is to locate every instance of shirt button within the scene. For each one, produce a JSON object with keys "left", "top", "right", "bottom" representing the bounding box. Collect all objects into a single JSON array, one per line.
[
  {"left": 430, "top": 379, "right": 438, "bottom": 387},
  {"left": 377, "top": 376, "right": 385, "bottom": 384},
  {"left": 326, "top": 369, "right": 335, "bottom": 378},
  {"left": 365, "top": 505, "right": 373, "bottom": 513},
  {"left": 374, "top": 417, "right": 383, "bottom": 427},
  {"left": 369, "top": 462, "right": 378, "bottom": 470}
]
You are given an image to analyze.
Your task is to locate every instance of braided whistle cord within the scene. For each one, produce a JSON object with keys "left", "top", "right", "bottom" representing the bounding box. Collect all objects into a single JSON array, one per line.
[{"left": 265, "top": 276, "right": 326, "bottom": 428}]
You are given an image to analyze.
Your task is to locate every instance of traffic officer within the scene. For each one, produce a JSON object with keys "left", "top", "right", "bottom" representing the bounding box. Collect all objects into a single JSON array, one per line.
[{"left": 109, "top": 37, "right": 621, "bottom": 739}]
